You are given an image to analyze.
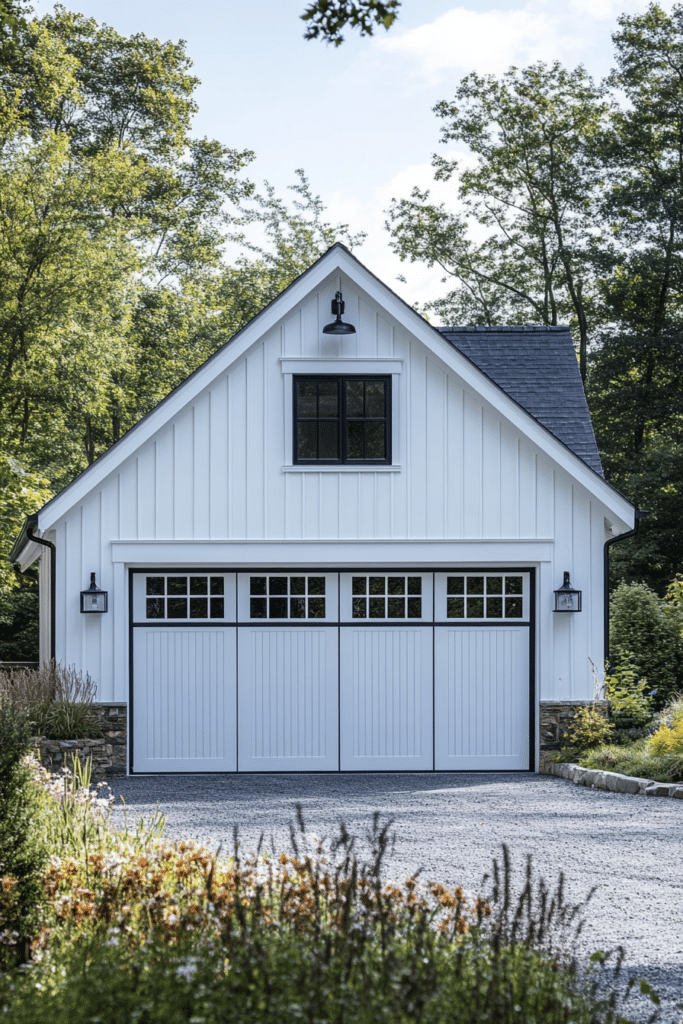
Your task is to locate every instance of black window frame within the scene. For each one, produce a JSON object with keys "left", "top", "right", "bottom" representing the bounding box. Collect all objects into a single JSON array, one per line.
[{"left": 293, "top": 375, "right": 392, "bottom": 465}]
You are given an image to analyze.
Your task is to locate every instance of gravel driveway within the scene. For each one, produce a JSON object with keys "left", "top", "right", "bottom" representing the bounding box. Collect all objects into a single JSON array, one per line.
[{"left": 108, "top": 772, "right": 682, "bottom": 1023}]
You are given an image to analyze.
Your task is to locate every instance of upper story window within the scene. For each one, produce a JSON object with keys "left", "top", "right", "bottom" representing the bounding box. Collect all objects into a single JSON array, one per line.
[{"left": 293, "top": 375, "right": 391, "bottom": 465}]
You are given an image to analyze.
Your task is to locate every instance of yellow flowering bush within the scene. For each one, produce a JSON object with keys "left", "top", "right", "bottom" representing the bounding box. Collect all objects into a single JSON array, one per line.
[{"left": 649, "top": 697, "right": 683, "bottom": 756}]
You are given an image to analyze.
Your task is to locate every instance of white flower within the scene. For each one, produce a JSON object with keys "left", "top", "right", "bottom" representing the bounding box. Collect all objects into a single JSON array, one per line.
[{"left": 175, "top": 961, "right": 197, "bottom": 982}]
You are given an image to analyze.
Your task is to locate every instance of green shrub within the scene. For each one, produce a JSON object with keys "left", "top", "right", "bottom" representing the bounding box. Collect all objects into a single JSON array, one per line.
[
  {"left": 0, "top": 662, "right": 100, "bottom": 739},
  {"left": 565, "top": 705, "right": 613, "bottom": 750},
  {"left": 0, "top": 700, "right": 48, "bottom": 967},
  {"left": 605, "top": 662, "right": 653, "bottom": 727},
  {"left": 609, "top": 581, "right": 683, "bottom": 709}
]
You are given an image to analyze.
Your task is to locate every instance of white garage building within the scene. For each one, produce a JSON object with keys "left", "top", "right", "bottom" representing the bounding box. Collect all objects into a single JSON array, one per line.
[{"left": 11, "top": 244, "right": 635, "bottom": 773}]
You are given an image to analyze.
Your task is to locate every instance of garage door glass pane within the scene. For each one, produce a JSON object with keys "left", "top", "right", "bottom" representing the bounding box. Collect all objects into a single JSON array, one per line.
[
  {"left": 143, "top": 575, "right": 229, "bottom": 621},
  {"left": 249, "top": 577, "right": 327, "bottom": 619},
  {"left": 167, "top": 598, "right": 187, "bottom": 618},
  {"left": 146, "top": 597, "right": 164, "bottom": 619},
  {"left": 190, "top": 598, "right": 207, "bottom": 618},
  {"left": 351, "top": 576, "right": 423, "bottom": 619},
  {"left": 445, "top": 575, "right": 527, "bottom": 620}
]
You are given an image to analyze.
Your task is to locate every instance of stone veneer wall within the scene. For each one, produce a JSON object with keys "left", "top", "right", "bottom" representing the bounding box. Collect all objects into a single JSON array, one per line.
[
  {"left": 32, "top": 702, "right": 127, "bottom": 780},
  {"left": 539, "top": 700, "right": 608, "bottom": 752},
  {"left": 31, "top": 702, "right": 608, "bottom": 775}
]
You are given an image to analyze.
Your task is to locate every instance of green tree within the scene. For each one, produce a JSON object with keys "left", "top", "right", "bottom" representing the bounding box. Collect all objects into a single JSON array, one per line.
[
  {"left": 0, "top": 7, "right": 255, "bottom": 483},
  {"left": 586, "top": 4, "right": 683, "bottom": 590},
  {"left": 386, "top": 62, "right": 611, "bottom": 379},
  {"left": 609, "top": 581, "right": 683, "bottom": 707}
]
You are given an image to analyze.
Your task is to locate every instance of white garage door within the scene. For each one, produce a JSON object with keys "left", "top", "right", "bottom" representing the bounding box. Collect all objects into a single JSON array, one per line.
[
  {"left": 339, "top": 572, "right": 433, "bottom": 770},
  {"left": 236, "top": 573, "right": 339, "bottom": 771},
  {"left": 131, "top": 568, "right": 533, "bottom": 773},
  {"left": 434, "top": 573, "right": 531, "bottom": 770},
  {"left": 131, "top": 572, "right": 237, "bottom": 772}
]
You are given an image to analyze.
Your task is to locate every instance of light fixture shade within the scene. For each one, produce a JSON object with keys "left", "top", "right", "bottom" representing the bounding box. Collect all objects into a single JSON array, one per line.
[
  {"left": 80, "top": 572, "right": 108, "bottom": 613},
  {"left": 322, "top": 290, "right": 356, "bottom": 335},
  {"left": 554, "top": 571, "right": 581, "bottom": 612}
]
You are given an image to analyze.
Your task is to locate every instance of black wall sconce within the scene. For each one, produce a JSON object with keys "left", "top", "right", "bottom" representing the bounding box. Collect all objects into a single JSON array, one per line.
[
  {"left": 322, "top": 290, "right": 356, "bottom": 335},
  {"left": 554, "top": 571, "right": 581, "bottom": 612},
  {"left": 80, "top": 572, "right": 108, "bottom": 613}
]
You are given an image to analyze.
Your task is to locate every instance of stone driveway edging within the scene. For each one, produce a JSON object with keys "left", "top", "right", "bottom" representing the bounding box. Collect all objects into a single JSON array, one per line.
[{"left": 540, "top": 754, "right": 683, "bottom": 798}]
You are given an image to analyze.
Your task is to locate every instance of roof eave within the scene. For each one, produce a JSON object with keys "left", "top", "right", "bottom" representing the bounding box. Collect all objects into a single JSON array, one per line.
[{"left": 8, "top": 514, "right": 40, "bottom": 570}]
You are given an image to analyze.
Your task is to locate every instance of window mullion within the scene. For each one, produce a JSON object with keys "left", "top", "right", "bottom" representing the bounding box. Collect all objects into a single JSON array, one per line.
[{"left": 341, "top": 378, "right": 347, "bottom": 463}]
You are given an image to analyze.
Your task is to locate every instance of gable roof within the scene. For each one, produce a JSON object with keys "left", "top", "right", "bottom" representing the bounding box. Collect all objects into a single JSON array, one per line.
[
  {"left": 438, "top": 326, "right": 603, "bottom": 476},
  {"left": 10, "top": 242, "right": 634, "bottom": 567}
]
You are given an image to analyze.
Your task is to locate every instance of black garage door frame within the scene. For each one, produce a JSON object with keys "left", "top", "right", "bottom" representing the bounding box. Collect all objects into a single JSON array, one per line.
[{"left": 128, "top": 566, "right": 536, "bottom": 773}]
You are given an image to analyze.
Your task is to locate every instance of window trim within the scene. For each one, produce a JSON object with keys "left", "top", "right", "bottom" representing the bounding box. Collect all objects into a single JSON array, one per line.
[
  {"left": 280, "top": 359, "right": 402, "bottom": 473},
  {"left": 293, "top": 374, "right": 392, "bottom": 466}
]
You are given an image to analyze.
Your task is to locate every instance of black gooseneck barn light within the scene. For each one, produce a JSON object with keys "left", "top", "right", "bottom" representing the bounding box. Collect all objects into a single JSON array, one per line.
[{"left": 322, "top": 290, "right": 356, "bottom": 335}]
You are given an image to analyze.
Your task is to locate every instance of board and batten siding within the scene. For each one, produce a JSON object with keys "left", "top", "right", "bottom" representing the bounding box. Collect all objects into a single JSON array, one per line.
[{"left": 44, "top": 279, "right": 611, "bottom": 706}]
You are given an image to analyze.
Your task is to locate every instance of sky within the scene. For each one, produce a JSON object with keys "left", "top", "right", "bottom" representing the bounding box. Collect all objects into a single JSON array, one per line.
[{"left": 42, "top": 0, "right": 677, "bottom": 308}]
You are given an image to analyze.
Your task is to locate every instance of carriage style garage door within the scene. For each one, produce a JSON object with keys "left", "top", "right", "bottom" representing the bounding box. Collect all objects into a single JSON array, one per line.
[{"left": 130, "top": 569, "right": 534, "bottom": 773}]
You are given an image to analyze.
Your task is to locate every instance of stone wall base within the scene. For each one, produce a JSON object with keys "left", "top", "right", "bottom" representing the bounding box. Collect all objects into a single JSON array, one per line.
[
  {"left": 539, "top": 700, "right": 608, "bottom": 752},
  {"left": 32, "top": 702, "right": 127, "bottom": 780}
]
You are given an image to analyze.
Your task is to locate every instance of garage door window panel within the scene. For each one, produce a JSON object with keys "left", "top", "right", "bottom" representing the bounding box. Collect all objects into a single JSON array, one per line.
[
  {"left": 439, "top": 574, "right": 529, "bottom": 622},
  {"left": 141, "top": 575, "right": 229, "bottom": 621},
  {"left": 342, "top": 574, "right": 431, "bottom": 622},
  {"left": 248, "top": 575, "right": 327, "bottom": 620}
]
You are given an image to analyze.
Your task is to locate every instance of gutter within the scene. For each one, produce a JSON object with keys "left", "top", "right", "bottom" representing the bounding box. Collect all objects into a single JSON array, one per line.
[
  {"left": 9, "top": 514, "right": 56, "bottom": 663},
  {"left": 604, "top": 509, "right": 649, "bottom": 667}
]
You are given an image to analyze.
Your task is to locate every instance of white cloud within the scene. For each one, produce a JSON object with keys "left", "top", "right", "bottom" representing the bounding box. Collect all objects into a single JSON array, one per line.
[{"left": 374, "top": 4, "right": 579, "bottom": 82}]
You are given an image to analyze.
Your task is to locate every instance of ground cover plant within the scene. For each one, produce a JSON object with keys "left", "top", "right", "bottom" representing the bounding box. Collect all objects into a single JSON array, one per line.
[
  {"left": 558, "top": 693, "right": 683, "bottom": 783},
  {"left": 0, "top": 748, "right": 661, "bottom": 1024}
]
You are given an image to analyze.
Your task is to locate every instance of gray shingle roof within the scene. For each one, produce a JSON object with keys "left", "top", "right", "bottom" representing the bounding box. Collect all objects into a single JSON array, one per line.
[{"left": 437, "top": 325, "right": 603, "bottom": 476}]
